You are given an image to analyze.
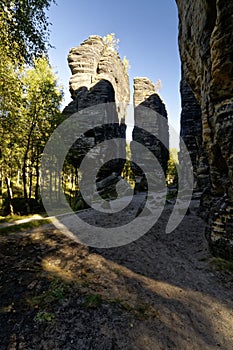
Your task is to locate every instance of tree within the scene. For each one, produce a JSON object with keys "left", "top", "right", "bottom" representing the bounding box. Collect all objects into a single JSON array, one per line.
[
  {"left": 0, "top": 0, "right": 56, "bottom": 64},
  {"left": 103, "top": 33, "right": 120, "bottom": 52},
  {"left": 0, "top": 0, "right": 58, "bottom": 214},
  {"left": 121, "top": 142, "right": 135, "bottom": 188},
  {"left": 166, "top": 148, "right": 179, "bottom": 186},
  {"left": 123, "top": 56, "right": 131, "bottom": 71},
  {"left": 20, "top": 57, "right": 63, "bottom": 200},
  {"left": 0, "top": 58, "right": 62, "bottom": 213},
  {"left": 0, "top": 62, "right": 23, "bottom": 213},
  {"left": 154, "top": 79, "right": 162, "bottom": 93}
]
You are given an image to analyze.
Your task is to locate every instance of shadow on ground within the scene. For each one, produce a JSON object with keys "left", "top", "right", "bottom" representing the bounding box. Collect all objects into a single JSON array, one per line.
[{"left": 0, "top": 205, "right": 233, "bottom": 349}]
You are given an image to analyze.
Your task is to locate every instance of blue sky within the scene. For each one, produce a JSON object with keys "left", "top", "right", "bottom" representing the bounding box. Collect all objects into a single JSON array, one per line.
[{"left": 47, "top": 0, "right": 181, "bottom": 143}]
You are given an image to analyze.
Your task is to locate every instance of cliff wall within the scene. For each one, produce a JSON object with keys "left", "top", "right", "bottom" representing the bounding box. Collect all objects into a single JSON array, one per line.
[
  {"left": 176, "top": 0, "right": 233, "bottom": 259},
  {"left": 179, "top": 69, "right": 209, "bottom": 193}
]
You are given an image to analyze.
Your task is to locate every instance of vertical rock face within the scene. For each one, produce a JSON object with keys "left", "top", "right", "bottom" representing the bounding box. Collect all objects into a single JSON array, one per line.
[
  {"left": 176, "top": 0, "right": 233, "bottom": 259},
  {"left": 132, "top": 78, "right": 169, "bottom": 190},
  {"left": 65, "top": 35, "right": 130, "bottom": 122},
  {"left": 179, "top": 69, "right": 209, "bottom": 193},
  {"left": 63, "top": 35, "right": 130, "bottom": 185}
]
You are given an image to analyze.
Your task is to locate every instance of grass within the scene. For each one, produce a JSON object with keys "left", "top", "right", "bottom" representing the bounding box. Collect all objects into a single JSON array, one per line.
[
  {"left": 0, "top": 218, "right": 51, "bottom": 235},
  {"left": 81, "top": 294, "right": 102, "bottom": 308},
  {"left": 34, "top": 311, "right": 55, "bottom": 323},
  {"left": 27, "top": 271, "right": 160, "bottom": 322},
  {"left": 0, "top": 214, "right": 35, "bottom": 223},
  {"left": 27, "top": 277, "right": 69, "bottom": 324},
  {"left": 210, "top": 257, "right": 233, "bottom": 274},
  {"left": 28, "top": 277, "right": 67, "bottom": 309}
]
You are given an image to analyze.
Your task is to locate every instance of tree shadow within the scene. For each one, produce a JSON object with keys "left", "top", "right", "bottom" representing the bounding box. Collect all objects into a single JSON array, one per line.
[{"left": 0, "top": 215, "right": 232, "bottom": 349}]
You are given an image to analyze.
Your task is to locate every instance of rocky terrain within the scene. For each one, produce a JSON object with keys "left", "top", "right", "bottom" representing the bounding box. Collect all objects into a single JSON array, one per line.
[{"left": 0, "top": 201, "right": 233, "bottom": 349}]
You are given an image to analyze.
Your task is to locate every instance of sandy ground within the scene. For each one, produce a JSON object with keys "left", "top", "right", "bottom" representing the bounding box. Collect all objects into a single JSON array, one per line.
[{"left": 0, "top": 197, "right": 233, "bottom": 349}]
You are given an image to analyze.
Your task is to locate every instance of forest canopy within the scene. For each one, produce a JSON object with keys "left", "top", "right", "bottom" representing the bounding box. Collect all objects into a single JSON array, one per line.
[
  {"left": 0, "top": 0, "right": 63, "bottom": 215},
  {"left": 0, "top": 0, "right": 56, "bottom": 63}
]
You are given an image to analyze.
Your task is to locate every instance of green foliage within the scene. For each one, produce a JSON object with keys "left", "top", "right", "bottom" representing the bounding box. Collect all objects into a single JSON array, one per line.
[
  {"left": 21, "top": 56, "right": 62, "bottom": 137},
  {"left": 121, "top": 142, "right": 135, "bottom": 188},
  {"left": 0, "top": 219, "right": 51, "bottom": 235},
  {"left": 166, "top": 148, "right": 179, "bottom": 186},
  {"left": 0, "top": 57, "right": 62, "bottom": 210},
  {"left": 210, "top": 258, "right": 233, "bottom": 273},
  {"left": 123, "top": 56, "right": 130, "bottom": 71},
  {"left": 20, "top": 57, "right": 63, "bottom": 198},
  {"left": 103, "top": 33, "right": 120, "bottom": 52},
  {"left": 0, "top": 0, "right": 55, "bottom": 64},
  {"left": 29, "top": 277, "right": 67, "bottom": 310},
  {"left": 103, "top": 34, "right": 130, "bottom": 73},
  {"left": 0, "top": 64, "right": 23, "bottom": 172},
  {"left": 0, "top": 214, "right": 36, "bottom": 223},
  {"left": 0, "top": 0, "right": 61, "bottom": 214},
  {"left": 34, "top": 311, "right": 55, "bottom": 323},
  {"left": 50, "top": 278, "right": 66, "bottom": 299},
  {"left": 82, "top": 294, "right": 102, "bottom": 308}
]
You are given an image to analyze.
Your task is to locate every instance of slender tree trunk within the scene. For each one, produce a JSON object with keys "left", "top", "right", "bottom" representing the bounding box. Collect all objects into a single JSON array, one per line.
[
  {"left": 17, "top": 170, "right": 20, "bottom": 186},
  {"left": 29, "top": 170, "right": 33, "bottom": 199},
  {"left": 5, "top": 176, "right": 14, "bottom": 215},
  {"left": 54, "top": 168, "right": 57, "bottom": 201},
  {"left": 0, "top": 174, "right": 2, "bottom": 208},
  {"left": 23, "top": 116, "right": 37, "bottom": 199},
  {"left": 58, "top": 168, "right": 61, "bottom": 204},
  {"left": 49, "top": 171, "right": 52, "bottom": 204},
  {"left": 22, "top": 162, "right": 28, "bottom": 199},
  {"left": 75, "top": 167, "right": 79, "bottom": 190},
  {"left": 35, "top": 155, "right": 40, "bottom": 202}
]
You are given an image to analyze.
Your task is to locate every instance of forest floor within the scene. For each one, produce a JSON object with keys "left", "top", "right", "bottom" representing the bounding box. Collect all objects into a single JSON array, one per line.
[{"left": 0, "top": 197, "right": 233, "bottom": 350}]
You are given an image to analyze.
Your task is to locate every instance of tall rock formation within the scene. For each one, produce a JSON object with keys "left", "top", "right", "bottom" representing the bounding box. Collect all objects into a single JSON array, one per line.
[
  {"left": 65, "top": 35, "right": 129, "bottom": 115},
  {"left": 63, "top": 35, "right": 130, "bottom": 185},
  {"left": 179, "top": 68, "right": 209, "bottom": 193},
  {"left": 176, "top": 0, "right": 233, "bottom": 260},
  {"left": 132, "top": 77, "right": 169, "bottom": 191}
]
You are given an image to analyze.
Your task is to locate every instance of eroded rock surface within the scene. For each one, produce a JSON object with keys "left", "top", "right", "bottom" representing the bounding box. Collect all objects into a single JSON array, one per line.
[
  {"left": 176, "top": 0, "right": 233, "bottom": 259},
  {"left": 132, "top": 77, "right": 169, "bottom": 191},
  {"left": 179, "top": 68, "right": 209, "bottom": 193},
  {"left": 63, "top": 36, "right": 130, "bottom": 188}
]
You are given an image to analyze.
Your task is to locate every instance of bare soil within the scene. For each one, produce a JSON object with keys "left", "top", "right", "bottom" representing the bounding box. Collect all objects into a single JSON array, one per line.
[{"left": 0, "top": 199, "right": 233, "bottom": 349}]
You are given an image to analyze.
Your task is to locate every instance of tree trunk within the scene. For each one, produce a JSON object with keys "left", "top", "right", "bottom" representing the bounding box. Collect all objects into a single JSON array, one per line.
[
  {"left": 35, "top": 155, "right": 40, "bottom": 202},
  {"left": 58, "top": 168, "right": 61, "bottom": 204},
  {"left": 22, "top": 162, "right": 28, "bottom": 199},
  {"left": 23, "top": 117, "right": 37, "bottom": 199},
  {"left": 29, "top": 170, "right": 33, "bottom": 199},
  {"left": 0, "top": 175, "right": 2, "bottom": 208},
  {"left": 5, "top": 176, "right": 14, "bottom": 215}
]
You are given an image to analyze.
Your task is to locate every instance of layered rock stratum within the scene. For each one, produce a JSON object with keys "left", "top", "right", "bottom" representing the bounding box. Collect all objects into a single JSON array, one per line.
[
  {"left": 132, "top": 77, "right": 169, "bottom": 191},
  {"left": 63, "top": 35, "right": 130, "bottom": 184},
  {"left": 179, "top": 68, "right": 209, "bottom": 193},
  {"left": 176, "top": 0, "right": 233, "bottom": 259}
]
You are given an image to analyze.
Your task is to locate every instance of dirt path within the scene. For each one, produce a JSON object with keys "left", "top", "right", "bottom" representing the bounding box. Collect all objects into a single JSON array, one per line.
[{"left": 0, "top": 199, "right": 233, "bottom": 349}]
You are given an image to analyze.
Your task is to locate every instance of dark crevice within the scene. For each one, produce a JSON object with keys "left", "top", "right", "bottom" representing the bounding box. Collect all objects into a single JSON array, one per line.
[{"left": 200, "top": 0, "right": 217, "bottom": 60}]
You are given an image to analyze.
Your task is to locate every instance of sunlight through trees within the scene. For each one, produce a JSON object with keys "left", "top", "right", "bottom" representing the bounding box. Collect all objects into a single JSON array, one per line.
[{"left": 0, "top": 0, "right": 62, "bottom": 215}]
